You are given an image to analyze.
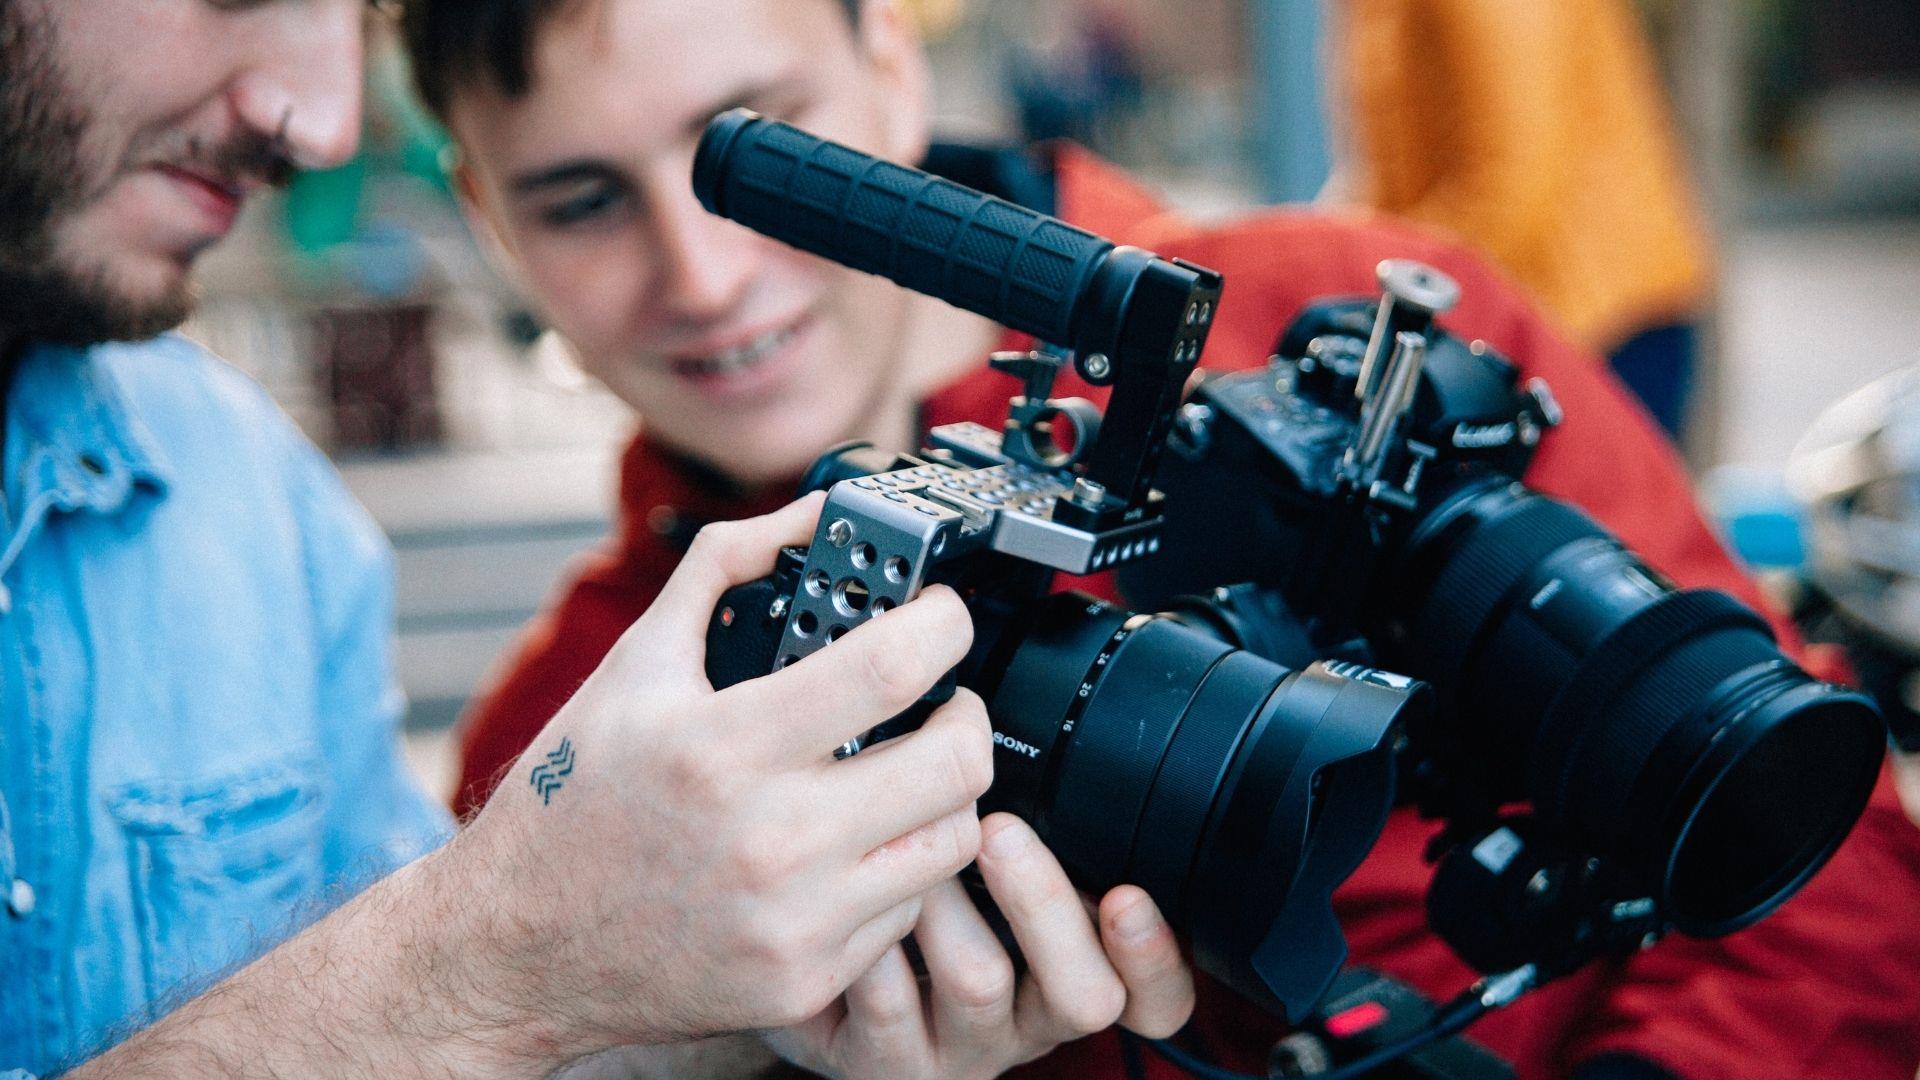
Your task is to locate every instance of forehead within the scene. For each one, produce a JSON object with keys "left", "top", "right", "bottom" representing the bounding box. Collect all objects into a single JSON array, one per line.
[{"left": 451, "top": 0, "right": 855, "bottom": 160}]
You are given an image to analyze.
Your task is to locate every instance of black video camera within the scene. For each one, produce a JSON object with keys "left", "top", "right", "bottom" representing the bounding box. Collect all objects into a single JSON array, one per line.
[
  {"left": 694, "top": 108, "right": 1428, "bottom": 1022},
  {"left": 1126, "top": 265, "right": 1888, "bottom": 976},
  {"left": 691, "top": 107, "right": 1887, "bottom": 1047}
]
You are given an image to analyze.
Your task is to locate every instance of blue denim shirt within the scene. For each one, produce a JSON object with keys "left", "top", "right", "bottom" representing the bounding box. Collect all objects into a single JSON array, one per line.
[{"left": 0, "top": 335, "right": 452, "bottom": 1074}]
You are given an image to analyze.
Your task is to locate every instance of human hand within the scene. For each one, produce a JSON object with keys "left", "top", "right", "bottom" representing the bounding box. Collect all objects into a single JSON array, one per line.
[
  {"left": 452, "top": 493, "right": 994, "bottom": 1057},
  {"left": 764, "top": 813, "right": 1196, "bottom": 1079}
]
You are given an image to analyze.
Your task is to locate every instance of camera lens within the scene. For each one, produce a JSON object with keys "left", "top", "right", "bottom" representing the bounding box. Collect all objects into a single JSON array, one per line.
[
  {"left": 1394, "top": 479, "right": 1885, "bottom": 934},
  {"left": 976, "top": 593, "right": 1421, "bottom": 1020}
]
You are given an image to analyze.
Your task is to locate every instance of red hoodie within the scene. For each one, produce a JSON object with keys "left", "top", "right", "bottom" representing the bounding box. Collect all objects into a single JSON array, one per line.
[{"left": 451, "top": 148, "right": 1920, "bottom": 1080}]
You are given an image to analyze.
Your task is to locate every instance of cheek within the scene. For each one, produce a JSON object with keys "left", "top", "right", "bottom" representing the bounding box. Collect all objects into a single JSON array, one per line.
[
  {"left": 825, "top": 276, "right": 911, "bottom": 376},
  {"left": 52, "top": 195, "right": 179, "bottom": 289},
  {"left": 514, "top": 236, "right": 648, "bottom": 353}
]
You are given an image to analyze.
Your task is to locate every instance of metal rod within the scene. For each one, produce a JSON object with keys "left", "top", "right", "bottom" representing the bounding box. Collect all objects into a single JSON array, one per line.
[{"left": 1347, "top": 331, "right": 1429, "bottom": 486}]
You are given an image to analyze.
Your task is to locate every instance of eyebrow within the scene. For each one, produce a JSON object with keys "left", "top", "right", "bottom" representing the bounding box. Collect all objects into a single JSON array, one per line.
[
  {"left": 682, "top": 75, "right": 811, "bottom": 140},
  {"left": 505, "top": 75, "right": 813, "bottom": 197}
]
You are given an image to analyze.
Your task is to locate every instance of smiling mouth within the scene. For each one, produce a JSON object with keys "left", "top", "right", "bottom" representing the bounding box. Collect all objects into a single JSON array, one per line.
[
  {"left": 671, "top": 321, "right": 805, "bottom": 381},
  {"left": 157, "top": 165, "right": 241, "bottom": 201},
  {"left": 148, "top": 164, "right": 246, "bottom": 237}
]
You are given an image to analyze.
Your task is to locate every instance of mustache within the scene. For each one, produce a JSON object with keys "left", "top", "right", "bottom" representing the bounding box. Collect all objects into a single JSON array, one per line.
[{"left": 154, "top": 127, "right": 300, "bottom": 192}]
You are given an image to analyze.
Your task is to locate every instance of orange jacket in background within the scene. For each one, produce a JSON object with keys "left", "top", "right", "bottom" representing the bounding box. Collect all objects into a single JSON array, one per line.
[
  {"left": 451, "top": 150, "right": 1920, "bottom": 1080},
  {"left": 1334, "top": 0, "right": 1714, "bottom": 352}
]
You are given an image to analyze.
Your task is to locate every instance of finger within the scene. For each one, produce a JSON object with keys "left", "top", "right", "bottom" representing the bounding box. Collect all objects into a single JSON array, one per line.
[
  {"left": 974, "top": 814, "right": 1127, "bottom": 1044},
  {"left": 916, "top": 877, "right": 1018, "bottom": 1044},
  {"left": 721, "top": 584, "right": 974, "bottom": 764},
  {"left": 1098, "top": 885, "right": 1195, "bottom": 1038},
  {"left": 839, "top": 943, "right": 931, "bottom": 1071},
  {"left": 846, "top": 803, "right": 983, "bottom": 917},
  {"left": 839, "top": 895, "right": 925, "bottom": 991},
  {"left": 823, "top": 689, "right": 993, "bottom": 853},
  {"left": 760, "top": 1002, "right": 847, "bottom": 1076},
  {"left": 626, "top": 492, "right": 827, "bottom": 670}
]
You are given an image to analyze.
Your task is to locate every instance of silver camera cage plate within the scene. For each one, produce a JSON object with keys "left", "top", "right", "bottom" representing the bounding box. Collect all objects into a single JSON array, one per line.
[
  {"left": 775, "top": 452, "right": 1168, "bottom": 673},
  {"left": 774, "top": 474, "right": 965, "bottom": 673}
]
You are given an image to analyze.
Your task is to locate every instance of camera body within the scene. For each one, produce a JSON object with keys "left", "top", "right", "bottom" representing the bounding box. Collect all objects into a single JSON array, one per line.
[{"left": 1138, "top": 282, "right": 1556, "bottom": 655}]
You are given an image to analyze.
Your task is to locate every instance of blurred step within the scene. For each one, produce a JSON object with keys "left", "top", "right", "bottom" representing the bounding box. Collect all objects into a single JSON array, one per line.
[{"left": 340, "top": 445, "right": 620, "bottom": 734}]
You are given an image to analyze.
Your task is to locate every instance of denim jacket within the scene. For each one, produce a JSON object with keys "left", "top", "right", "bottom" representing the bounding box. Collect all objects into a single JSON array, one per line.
[{"left": 0, "top": 336, "right": 452, "bottom": 1074}]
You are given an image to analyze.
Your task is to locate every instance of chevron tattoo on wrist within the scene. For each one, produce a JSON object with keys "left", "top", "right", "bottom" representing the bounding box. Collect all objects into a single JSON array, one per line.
[{"left": 530, "top": 737, "right": 576, "bottom": 805}]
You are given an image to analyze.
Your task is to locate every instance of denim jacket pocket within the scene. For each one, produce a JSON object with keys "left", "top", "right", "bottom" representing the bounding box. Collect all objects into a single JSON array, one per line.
[{"left": 106, "top": 751, "right": 327, "bottom": 1004}]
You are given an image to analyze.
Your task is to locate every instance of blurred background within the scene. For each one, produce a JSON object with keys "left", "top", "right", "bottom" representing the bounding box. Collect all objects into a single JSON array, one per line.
[{"left": 176, "top": 0, "right": 1920, "bottom": 798}]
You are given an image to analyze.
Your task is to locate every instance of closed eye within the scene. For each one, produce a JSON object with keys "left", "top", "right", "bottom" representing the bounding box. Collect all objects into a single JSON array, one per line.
[{"left": 539, "top": 183, "right": 629, "bottom": 229}]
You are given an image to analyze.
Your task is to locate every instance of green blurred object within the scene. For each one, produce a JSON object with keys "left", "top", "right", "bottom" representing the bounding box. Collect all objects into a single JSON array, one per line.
[
  {"left": 396, "top": 103, "right": 456, "bottom": 194},
  {"left": 281, "top": 82, "right": 453, "bottom": 257},
  {"left": 285, "top": 156, "right": 369, "bottom": 255}
]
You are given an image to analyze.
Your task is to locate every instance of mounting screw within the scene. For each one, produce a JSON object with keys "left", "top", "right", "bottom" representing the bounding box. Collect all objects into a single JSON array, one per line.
[
  {"left": 1083, "top": 352, "right": 1111, "bottom": 380},
  {"left": 769, "top": 596, "right": 789, "bottom": 619},
  {"left": 827, "top": 518, "right": 853, "bottom": 547},
  {"left": 1071, "top": 478, "right": 1107, "bottom": 508}
]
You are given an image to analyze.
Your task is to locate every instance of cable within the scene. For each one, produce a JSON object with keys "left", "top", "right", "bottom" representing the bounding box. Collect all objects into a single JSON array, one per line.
[
  {"left": 1136, "top": 1033, "right": 1262, "bottom": 1080},
  {"left": 1139, "top": 965, "right": 1537, "bottom": 1080}
]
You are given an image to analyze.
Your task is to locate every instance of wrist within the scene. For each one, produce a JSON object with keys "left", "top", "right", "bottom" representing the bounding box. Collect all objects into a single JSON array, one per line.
[
  {"left": 375, "top": 820, "right": 589, "bottom": 1077},
  {"left": 65, "top": 824, "right": 586, "bottom": 1079}
]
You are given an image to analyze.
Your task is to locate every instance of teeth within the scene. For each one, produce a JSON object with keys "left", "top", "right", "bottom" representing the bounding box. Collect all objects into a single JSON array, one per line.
[{"left": 691, "top": 326, "right": 795, "bottom": 377}]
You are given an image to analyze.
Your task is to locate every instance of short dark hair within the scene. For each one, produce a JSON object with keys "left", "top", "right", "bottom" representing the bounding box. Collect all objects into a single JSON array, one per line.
[{"left": 402, "top": 0, "right": 863, "bottom": 121}]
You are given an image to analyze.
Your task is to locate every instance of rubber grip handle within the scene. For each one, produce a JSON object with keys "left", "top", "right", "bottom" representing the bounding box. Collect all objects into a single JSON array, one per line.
[{"left": 695, "top": 108, "right": 1113, "bottom": 346}]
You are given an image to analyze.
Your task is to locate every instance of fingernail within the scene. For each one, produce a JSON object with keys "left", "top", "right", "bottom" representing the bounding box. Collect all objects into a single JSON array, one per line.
[
  {"left": 1113, "top": 894, "right": 1162, "bottom": 944},
  {"left": 983, "top": 818, "right": 1034, "bottom": 860}
]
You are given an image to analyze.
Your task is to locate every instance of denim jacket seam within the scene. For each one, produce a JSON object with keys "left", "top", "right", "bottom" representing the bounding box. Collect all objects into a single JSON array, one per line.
[{"left": 16, "top": 588, "right": 65, "bottom": 1063}]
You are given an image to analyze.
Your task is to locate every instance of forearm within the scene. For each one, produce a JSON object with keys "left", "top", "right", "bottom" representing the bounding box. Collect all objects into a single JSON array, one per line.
[{"left": 68, "top": 829, "right": 568, "bottom": 1080}]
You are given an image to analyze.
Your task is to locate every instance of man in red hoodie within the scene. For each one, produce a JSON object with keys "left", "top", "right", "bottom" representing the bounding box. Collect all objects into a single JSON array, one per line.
[{"left": 403, "top": 1, "right": 1920, "bottom": 1077}]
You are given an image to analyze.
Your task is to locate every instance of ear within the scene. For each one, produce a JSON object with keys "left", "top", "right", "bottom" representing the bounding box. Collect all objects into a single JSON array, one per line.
[
  {"left": 449, "top": 154, "right": 528, "bottom": 288},
  {"left": 855, "top": 0, "right": 933, "bottom": 165},
  {"left": 450, "top": 157, "right": 499, "bottom": 251}
]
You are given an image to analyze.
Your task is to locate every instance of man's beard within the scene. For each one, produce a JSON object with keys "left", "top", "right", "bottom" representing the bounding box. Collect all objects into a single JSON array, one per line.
[
  {"left": 0, "top": 0, "right": 291, "bottom": 347},
  {"left": 0, "top": 1, "right": 188, "bottom": 345}
]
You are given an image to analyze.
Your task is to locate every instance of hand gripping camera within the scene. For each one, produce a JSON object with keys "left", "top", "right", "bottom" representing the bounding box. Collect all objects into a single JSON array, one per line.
[
  {"left": 695, "top": 109, "right": 1428, "bottom": 1022},
  {"left": 1126, "top": 265, "right": 1888, "bottom": 977}
]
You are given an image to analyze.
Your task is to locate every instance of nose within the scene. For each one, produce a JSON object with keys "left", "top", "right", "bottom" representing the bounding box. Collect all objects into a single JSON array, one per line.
[
  {"left": 228, "top": 2, "right": 367, "bottom": 171},
  {"left": 645, "top": 175, "right": 758, "bottom": 322}
]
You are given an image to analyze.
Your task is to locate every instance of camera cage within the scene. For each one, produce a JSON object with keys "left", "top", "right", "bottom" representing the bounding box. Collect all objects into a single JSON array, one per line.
[{"left": 694, "top": 110, "right": 1223, "bottom": 720}]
